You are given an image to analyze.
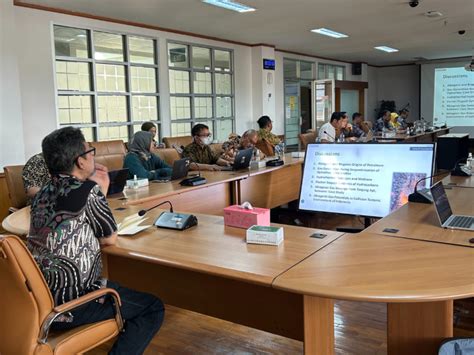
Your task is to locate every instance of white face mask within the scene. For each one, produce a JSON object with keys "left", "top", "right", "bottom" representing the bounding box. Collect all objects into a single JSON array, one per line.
[{"left": 200, "top": 136, "right": 212, "bottom": 145}]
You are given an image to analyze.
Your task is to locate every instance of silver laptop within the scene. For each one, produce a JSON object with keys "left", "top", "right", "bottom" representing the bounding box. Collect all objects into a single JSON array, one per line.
[{"left": 430, "top": 181, "right": 474, "bottom": 231}]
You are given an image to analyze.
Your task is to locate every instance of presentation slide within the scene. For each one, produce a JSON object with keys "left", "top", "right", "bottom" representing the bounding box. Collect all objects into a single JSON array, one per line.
[
  {"left": 433, "top": 67, "right": 474, "bottom": 127},
  {"left": 420, "top": 61, "right": 474, "bottom": 138},
  {"left": 299, "top": 144, "right": 435, "bottom": 218}
]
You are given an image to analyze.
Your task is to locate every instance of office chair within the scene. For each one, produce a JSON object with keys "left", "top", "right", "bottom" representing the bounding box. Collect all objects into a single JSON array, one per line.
[
  {"left": 255, "top": 138, "right": 275, "bottom": 157},
  {"left": 4, "top": 165, "right": 28, "bottom": 212},
  {"left": 0, "top": 235, "right": 123, "bottom": 354}
]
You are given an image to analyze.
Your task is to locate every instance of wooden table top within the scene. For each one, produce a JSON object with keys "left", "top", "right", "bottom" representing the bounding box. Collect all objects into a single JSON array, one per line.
[
  {"left": 108, "top": 170, "right": 249, "bottom": 206},
  {"left": 104, "top": 205, "right": 343, "bottom": 286},
  {"left": 273, "top": 232, "right": 474, "bottom": 302},
  {"left": 442, "top": 174, "right": 474, "bottom": 189},
  {"left": 365, "top": 187, "right": 474, "bottom": 247},
  {"left": 247, "top": 154, "right": 304, "bottom": 177}
]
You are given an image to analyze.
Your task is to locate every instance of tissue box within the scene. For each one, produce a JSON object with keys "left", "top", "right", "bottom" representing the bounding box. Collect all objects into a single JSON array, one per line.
[
  {"left": 246, "top": 225, "right": 284, "bottom": 246},
  {"left": 223, "top": 205, "right": 270, "bottom": 229},
  {"left": 291, "top": 151, "right": 305, "bottom": 158},
  {"left": 126, "top": 178, "right": 149, "bottom": 188}
]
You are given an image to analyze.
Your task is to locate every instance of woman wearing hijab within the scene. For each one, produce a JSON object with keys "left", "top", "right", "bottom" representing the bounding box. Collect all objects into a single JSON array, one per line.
[{"left": 124, "top": 131, "right": 172, "bottom": 180}]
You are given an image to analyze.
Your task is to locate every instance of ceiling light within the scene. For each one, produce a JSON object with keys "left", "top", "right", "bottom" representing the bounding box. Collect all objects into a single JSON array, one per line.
[
  {"left": 311, "top": 28, "right": 348, "bottom": 38},
  {"left": 374, "top": 46, "right": 399, "bottom": 53},
  {"left": 202, "top": 0, "right": 256, "bottom": 13}
]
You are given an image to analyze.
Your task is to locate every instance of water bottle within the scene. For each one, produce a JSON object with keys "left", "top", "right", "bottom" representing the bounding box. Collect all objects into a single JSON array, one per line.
[
  {"left": 339, "top": 131, "right": 345, "bottom": 143},
  {"left": 467, "top": 153, "right": 473, "bottom": 171},
  {"left": 382, "top": 126, "right": 387, "bottom": 138},
  {"left": 133, "top": 174, "right": 139, "bottom": 189}
]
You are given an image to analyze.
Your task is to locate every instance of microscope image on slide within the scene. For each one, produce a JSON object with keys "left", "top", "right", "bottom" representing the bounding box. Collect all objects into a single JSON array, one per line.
[{"left": 390, "top": 172, "right": 427, "bottom": 212}]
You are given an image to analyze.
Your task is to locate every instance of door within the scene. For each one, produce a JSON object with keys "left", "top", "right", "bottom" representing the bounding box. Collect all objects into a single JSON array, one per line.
[
  {"left": 284, "top": 81, "right": 300, "bottom": 147},
  {"left": 300, "top": 85, "right": 312, "bottom": 133},
  {"left": 312, "top": 79, "right": 335, "bottom": 132}
]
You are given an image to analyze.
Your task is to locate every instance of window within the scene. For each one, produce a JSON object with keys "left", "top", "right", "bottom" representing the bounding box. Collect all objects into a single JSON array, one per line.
[
  {"left": 53, "top": 25, "right": 160, "bottom": 142},
  {"left": 168, "top": 42, "right": 234, "bottom": 141},
  {"left": 318, "top": 63, "right": 345, "bottom": 80},
  {"left": 283, "top": 59, "right": 314, "bottom": 80}
]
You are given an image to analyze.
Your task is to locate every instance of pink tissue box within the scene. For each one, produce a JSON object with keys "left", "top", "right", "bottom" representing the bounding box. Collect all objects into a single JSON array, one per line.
[{"left": 223, "top": 205, "right": 270, "bottom": 229}]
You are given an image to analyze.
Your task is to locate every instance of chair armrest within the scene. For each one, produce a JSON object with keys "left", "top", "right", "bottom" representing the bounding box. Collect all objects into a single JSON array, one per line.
[
  {"left": 38, "top": 288, "right": 123, "bottom": 344},
  {"left": 53, "top": 288, "right": 121, "bottom": 313}
]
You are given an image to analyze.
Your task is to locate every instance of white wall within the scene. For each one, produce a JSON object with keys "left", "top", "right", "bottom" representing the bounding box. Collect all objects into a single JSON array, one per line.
[
  {"left": 6, "top": 5, "right": 254, "bottom": 166},
  {"left": 0, "top": 0, "right": 26, "bottom": 170},
  {"left": 367, "top": 65, "right": 379, "bottom": 121},
  {"left": 369, "top": 65, "right": 420, "bottom": 121}
]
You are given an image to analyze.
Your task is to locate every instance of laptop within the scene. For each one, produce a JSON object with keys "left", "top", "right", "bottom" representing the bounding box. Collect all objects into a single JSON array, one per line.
[
  {"left": 221, "top": 148, "right": 254, "bottom": 171},
  {"left": 154, "top": 158, "right": 191, "bottom": 182},
  {"left": 107, "top": 168, "right": 129, "bottom": 195},
  {"left": 430, "top": 181, "right": 474, "bottom": 231}
]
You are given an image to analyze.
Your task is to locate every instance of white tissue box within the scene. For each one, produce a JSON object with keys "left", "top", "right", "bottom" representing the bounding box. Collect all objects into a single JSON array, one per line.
[
  {"left": 291, "top": 151, "right": 305, "bottom": 158},
  {"left": 246, "top": 225, "right": 284, "bottom": 246},
  {"left": 250, "top": 160, "right": 266, "bottom": 169},
  {"left": 126, "top": 178, "right": 149, "bottom": 188}
]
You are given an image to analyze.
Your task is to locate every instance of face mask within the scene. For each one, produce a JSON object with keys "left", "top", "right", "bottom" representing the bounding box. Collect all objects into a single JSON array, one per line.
[{"left": 200, "top": 136, "right": 212, "bottom": 145}]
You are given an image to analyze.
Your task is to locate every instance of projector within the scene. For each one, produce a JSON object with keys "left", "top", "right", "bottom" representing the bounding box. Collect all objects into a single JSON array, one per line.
[{"left": 465, "top": 59, "right": 474, "bottom": 72}]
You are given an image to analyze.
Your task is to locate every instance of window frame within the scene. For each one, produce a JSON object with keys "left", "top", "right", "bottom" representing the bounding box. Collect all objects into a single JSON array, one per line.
[
  {"left": 53, "top": 24, "right": 161, "bottom": 142},
  {"left": 167, "top": 40, "right": 235, "bottom": 141},
  {"left": 317, "top": 62, "right": 346, "bottom": 80}
]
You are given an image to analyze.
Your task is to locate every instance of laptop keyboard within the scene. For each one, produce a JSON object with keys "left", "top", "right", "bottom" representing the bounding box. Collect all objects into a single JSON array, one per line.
[{"left": 448, "top": 216, "right": 474, "bottom": 228}]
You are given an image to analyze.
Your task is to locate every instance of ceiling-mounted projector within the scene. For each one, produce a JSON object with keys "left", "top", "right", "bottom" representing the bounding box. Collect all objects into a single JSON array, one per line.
[{"left": 465, "top": 58, "right": 474, "bottom": 72}]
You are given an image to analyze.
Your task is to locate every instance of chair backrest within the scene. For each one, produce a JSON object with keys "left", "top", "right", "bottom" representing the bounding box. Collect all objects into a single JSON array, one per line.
[
  {"left": 0, "top": 235, "right": 54, "bottom": 354},
  {"left": 210, "top": 143, "right": 223, "bottom": 156},
  {"left": 256, "top": 139, "right": 275, "bottom": 157},
  {"left": 162, "top": 136, "right": 193, "bottom": 149},
  {"left": 298, "top": 131, "right": 318, "bottom": 150},
  {"left": 4, "top": 165, "right": 28, "bottom": 209},
  {"left": 154, "top": 148, "right": 181, "bottom": 166},
  {"left": 89, "top": 140, "right": 127, "bottom": 171}
]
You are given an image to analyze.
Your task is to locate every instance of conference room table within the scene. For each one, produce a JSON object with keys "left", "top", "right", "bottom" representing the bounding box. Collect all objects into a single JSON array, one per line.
[
  {"left": 108, "top": 154, "right": 305, "bottom": 214},
  {"left": 374, "top": 127, "right": 450, "bottom": 143},
  {"left": 365, "top": 186, "right": 474, "bottom": 247},
  {"left": 442, "top": 173, "right": 474, "bottom": 188}
]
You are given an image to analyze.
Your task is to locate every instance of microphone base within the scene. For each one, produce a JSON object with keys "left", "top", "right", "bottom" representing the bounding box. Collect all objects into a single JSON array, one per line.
[
  {"left": 451, "top": 166, "right": 472, "bottom": 177},
  {"left": 266, "top": 159, "right": 284, "bottom": 167},
  {"left": 180, "top": 176, "right": 207, "bottom": 186},
  {"left": 154, "top": 211, "right": 198, "bottom": 231},
  {"left": 408, "top": 189, "right": 433, "bottom": 204}
]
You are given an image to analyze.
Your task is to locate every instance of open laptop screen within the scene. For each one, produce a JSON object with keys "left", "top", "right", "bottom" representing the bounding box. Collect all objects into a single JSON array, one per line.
[{"left": 431, "top": 182, "right": 453, "bottom": 225}]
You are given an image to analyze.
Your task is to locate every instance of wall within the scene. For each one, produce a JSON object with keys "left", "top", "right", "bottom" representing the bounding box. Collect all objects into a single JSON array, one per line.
[
  {"left": 274, "top": 51, "right": 369, "bottom": 134},
  {"left": 0, "top": 0, "right": 26, "bottom": 169},
  {"left": 369, "top": 64, "right": 420, "bottom": 121},
  {"left": 4, "top": 4, "right": 254, "bottom": 169}
]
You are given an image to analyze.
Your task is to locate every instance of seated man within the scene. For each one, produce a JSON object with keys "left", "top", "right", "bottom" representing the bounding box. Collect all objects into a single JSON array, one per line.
[
  {"left": 257, "top": 115, "right": 281, "bottom": 145},
  {"left": 350, "top": 112, "right": 370, "bottom": 138},
  {"left": 27, "top": 127, "right": 164, "bottom": 354},
  {"left": 124, "top": 131, "right": 172, "bottom": 180},
  {"left": 397, "top": 108, "right": 409, "bottom": 129},
  {"left": 22, "top": 153, "right": 50, "bottom": 201},
  {"left": 182, "top": 124, "right": 229, "bottom": 171},
  {"left": 374, "top": 109, "right": 395, "bottom": 133},
  {"left": 221, "top": 129, "right": 259, "bottom": 163},
  {"left": 318, "top": 112, "right": 343, "bottom": 143}
]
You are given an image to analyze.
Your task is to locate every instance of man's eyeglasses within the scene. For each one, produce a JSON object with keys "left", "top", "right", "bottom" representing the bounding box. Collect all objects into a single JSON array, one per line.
[
  {"left": 75, "top": 147, "right": 96, "bottom": 162},
  {"left": 198, "top": 133, "right": 212, "bottom": 138}
]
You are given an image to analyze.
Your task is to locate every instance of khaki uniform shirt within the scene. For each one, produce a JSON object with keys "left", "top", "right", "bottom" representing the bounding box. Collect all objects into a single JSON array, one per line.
[{"left": 257, "top": 129, "right": 281, "bottom": 145}]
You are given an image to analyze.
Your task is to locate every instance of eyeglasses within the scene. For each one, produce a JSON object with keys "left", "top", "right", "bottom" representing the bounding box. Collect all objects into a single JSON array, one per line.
[
  {"left": 75, "top": 147, "right": 96, "bottom": 162},
  {"left": 198, "top": 133, "right": 212, "bottom": 138}
]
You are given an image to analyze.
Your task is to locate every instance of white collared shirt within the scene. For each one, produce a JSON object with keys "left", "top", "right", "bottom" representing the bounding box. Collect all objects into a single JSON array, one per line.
[{"left": 318, "top": 122, "right": 336, "bottom": 142}]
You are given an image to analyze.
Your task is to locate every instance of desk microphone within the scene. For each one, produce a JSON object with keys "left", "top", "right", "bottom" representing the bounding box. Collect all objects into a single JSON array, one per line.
[
  {"left": 451, "top": 156, "right": 472, "bottom": 177},
  {"left": 408, "top": 170, "right": 448, "bottom": 204},
  {"left": 138, "top": 200, "right": 173, "bottom": 216},
  {"left": 323, "top": 130, "right": 337, "bottom": 142},
  {"left": 180, "top": 160, "right": 207, "bottom": 186},
  {"left": 408, "top": 156, "right": 468, "bottom": 204},
  {"left": 138, "top": 200, "right": 197, "bottom": 230}
]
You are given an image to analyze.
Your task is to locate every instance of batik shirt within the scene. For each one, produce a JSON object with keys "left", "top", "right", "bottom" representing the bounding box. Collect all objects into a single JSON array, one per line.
[
  {"left": 182, "top": 142, "right": 219, "bottom": 164},
  {"left": 22, "top": 153, "right": 50, "bottom": 198},
  {"left": 257, "top": 129, "right": 281, "bottom": 145},
  {"left": 374, "top": 118, "right": 395, "bottom": 132},
  {"left": 27, "top": 175, "right": 117, "bottom": 306}
]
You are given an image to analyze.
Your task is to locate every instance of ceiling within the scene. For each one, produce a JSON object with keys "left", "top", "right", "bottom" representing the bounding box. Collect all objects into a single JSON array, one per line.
[{"left": 17, "top": 0, "right": 474, "bottom": 65}]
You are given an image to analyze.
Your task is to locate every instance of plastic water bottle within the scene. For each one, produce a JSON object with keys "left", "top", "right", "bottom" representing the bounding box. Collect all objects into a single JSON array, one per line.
[
  {"left": 467, "top": 153, "right": 473, "bottom": 171},
  {"left": 339, "top": 131, "right": 345, "bottom": 143},
  {"left": 133, "top": 174, "right": 139, "bottom": 189}
]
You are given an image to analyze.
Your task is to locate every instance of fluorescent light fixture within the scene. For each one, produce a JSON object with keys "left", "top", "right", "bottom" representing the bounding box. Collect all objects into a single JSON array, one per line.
[
  {"left": 202, "top": 0, "right": 256, "bottom": 13},
  {"left": 311, "top": 28, "right": 348, "bottom": 38},
  {"left": 374, "top": 46, "right": 399, "bottom": 53}
]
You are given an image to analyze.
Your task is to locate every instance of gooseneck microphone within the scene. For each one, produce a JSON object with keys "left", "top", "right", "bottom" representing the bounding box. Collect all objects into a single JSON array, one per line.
[
  {"left": 323, "top": 130, "right": 336, "bottom": 142},
  {"left": 138, "top": 200, "right": 173, "bottom": 217}
]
